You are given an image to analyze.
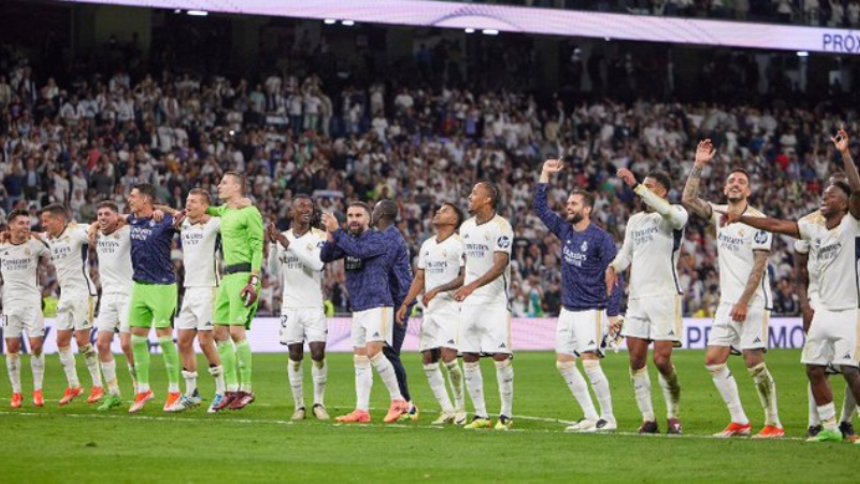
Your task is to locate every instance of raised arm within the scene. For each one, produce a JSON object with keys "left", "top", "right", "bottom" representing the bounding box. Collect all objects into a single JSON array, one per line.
[
  {"left": 534, "top": 159, "right": 568, "bottom": 237},
  {"left": 619, "top": 168, "right": 688, "bottom": 229},
  {"left": 833, "top": 129, "right": 860, "bottom": 192},
  {"left": 681, "top": 139, "right": 716, "bottom": 219}
]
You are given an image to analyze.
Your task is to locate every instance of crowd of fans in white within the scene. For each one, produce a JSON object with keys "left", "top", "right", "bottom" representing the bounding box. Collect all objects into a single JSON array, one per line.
[{"left": 1, "top": 43, "right": 857, "bottom": 319}]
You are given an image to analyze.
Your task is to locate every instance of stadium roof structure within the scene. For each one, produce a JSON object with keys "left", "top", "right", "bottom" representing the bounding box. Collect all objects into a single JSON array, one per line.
[{"left": 62, "top": 0, "right": 859, "bottom": 56}]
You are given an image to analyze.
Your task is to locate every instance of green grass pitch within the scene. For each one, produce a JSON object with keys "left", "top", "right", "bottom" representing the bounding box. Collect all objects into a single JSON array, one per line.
[{"left": 0, "top": 349, "right": 856, "bottom": 482}]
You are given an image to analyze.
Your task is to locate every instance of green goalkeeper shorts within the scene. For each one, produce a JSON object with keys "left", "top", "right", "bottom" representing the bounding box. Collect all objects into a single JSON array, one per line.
[
  {"left": 128, "top": 282, "right": 178, "bottom": 329},
  {"left": 214, "top": 272, "right": 261, "bottom": 328}
]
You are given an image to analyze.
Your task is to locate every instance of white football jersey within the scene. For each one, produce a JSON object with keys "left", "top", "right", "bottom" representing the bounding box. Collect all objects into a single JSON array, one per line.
[
  {"left": 460, "top": 214, "right": 513, "bottom": 303},
  {"left": 269, "top": 227, "right": 326, "bottom": 309},
  {"left": 795, "top": 210, "right": 824, "bottom": 302},
  {"left": 0, "top": 238, "right": 51, "bottom": 306},
  {"left": 96, "top": 226, "right": 133, "bottom": 295},
  {"left": 709, "top": 203, "right": 773, "bottom": 307},
  {"left": 798, "top": 212, "right": 860, "bottom": 311},
  {"left": 612, "top": 206, "right": 688, "bottom": 299},
  {"left": 180, "top": 217, "right": 221, "bottom": 288},
  {"left": 417, "top": 233, "right": 465, "bottom": 304},
  {"left": 47, "top": 223, "right": 97, "bottom": 297}
]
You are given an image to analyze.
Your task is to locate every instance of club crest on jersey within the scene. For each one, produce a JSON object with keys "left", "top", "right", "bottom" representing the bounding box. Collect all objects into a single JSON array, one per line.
[
  {"left": 580, "top": 240, "right": 588, "bottom": 252},
  {"left": 149, "top": 220, "right": 156, "bottom": 227},
  {"left": 497, "top": 236, "right": 511, "bottom": 248},
  {"left": 754, "top": 230, "right": 768, "bottom": 244}
]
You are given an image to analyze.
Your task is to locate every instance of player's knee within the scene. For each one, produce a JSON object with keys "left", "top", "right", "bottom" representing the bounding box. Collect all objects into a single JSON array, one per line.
[
  {"left": 806, "top": 365, "right": 826, "bottom": 380},
  {"left": 289, "top": 348, "right": 304, "bottom": 362},
  {"left": 96, "top": 339, "right": 111, "bottom": 354},
  {"left": 840, "top": 365, "right": 860, "bottom": 379},
  {"left": 653, "top": 354, "right": 672, "bottom": 374}
]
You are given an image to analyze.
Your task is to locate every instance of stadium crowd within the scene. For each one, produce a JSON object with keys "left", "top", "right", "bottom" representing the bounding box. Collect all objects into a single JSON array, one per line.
[{"left": 0, "top": 40, "right": 856, "bottom": 319}]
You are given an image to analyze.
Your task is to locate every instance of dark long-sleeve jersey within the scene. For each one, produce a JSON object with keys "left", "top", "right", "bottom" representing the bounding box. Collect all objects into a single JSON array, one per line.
[
  {"left": 382, "top": 225, "right": 413, "bottom": 307},
  {"left": 320, "top": 228, "right": 394, "bottom": 312},
  {"left": 534, "top": 183, "right": 622, "bottom": 315}
]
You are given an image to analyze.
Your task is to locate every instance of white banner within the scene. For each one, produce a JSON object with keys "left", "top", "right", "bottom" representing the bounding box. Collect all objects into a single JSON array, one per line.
[
  {"left": 61, "top": 0, "right": 860, "bottom": 55},
  {"left": 1, "top": 317, "right": 807, "bottom": 354}
]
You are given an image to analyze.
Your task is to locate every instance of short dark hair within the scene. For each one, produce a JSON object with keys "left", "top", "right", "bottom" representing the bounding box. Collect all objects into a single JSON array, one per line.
[
  {"left": 96, "top": 201, "right": 119, "bottom": 212},
  {"left": 375, "top": 199, "right": 399, "bottom": 222},
  {"left": 40, "top": 203, "right": 68, "bottom": 219},
  {"left": 132, "top": 183, "right": 157, "bottom": 203},
  {"left": 479, "top": 181, "right": 500, "bottom": 209},
  {"left": 832, "top": 180, "right": 852, "bottom": 198},
  {"left": 7, "top": 209, "right": 30, "bottom": 224},
  {"left": 189, "top": 188, "right": 212, "bottom": 205},
  {"left": 224, "top": 171, "right": 247, "bottom": 195},
  {"left": 571, "top": 189, "right": 595, "bottom": 209},
  {"left": 646, "top": 171, "right": 672, "bottom": 192},
  {"left": 442, "top": 202, "right": 465, "bottom": 229},
  {"left": 348, "top": 201, "right": 372, "bottom": 217},
  {"left": 727, "top": 167, "right": 751, "bottom": 183}
]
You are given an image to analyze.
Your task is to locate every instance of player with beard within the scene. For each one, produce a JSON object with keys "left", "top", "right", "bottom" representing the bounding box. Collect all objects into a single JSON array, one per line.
[
  {"left": 535, "top": 159, "right": 622, "bottom": 432},
  {"left": 682, "top": 139, "right": 783, "bottom": 438}
]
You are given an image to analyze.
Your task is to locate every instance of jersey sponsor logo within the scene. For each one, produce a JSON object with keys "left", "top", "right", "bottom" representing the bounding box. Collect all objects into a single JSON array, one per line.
[
  {"left": 562, "top": 245, "right": 588, "bottom": 267},
  {"left": 497, "top": 236, "right": 511, "bottom": 249},
  {"left": 632, "top": 225, "right": 660, "bottom": 245},
  {"left": 344, "top": 256, "right": 363, "bottom": 272},
  {"left": 754, "top": 230, "right": 769, "bottom": 244}
]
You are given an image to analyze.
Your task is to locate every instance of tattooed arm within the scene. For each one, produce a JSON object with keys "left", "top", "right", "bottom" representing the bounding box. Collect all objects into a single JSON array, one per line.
[{"left": 681, "top": 139, "right": 716, "bottom": 219}]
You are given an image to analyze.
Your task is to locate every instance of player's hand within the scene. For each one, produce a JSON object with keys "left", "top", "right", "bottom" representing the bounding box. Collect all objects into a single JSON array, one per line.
[
  {"left": 267, "top": 222, "right": 282, "bottom": 245},
  {"left": 832, "top": 128, "right": 850, "bottom": 154},
  {"left": 422, "top": 289, "right": 440, "bottom": 307},
  {"left": 541, "top": 159, "right": 564, "bottom": 176},
  {"left": 605, "top": 266, "right": 619, "bottom": 296},
  {"left": 240, "top": 282, "right": 258, "bottom": 307},
  {"left": 151, "top": 209, "right": 165, "bottom": 222},
  {"left": 609, "top": 315, "right": 624, "bottom": 337},
  {"left": 695, "top": 139, "right": 716, "bottom": 166},
  {"left": 617, "top": 168, "right": 637, "bottom": 188},
  {"left": 321, "top": 212, "right": 339, "bottom": 233},
  {"left": 730, "top": 302, "right": 748, "bottom": 323},
  {"left": 801, "top": 306, "right": 814, "bottom": 333},
  {"left": 453, "top": 284, "right": 475, "bottom": 302},
  {"left": 395, "top": 304, "right": 409, "bottom": 326},
  {"left": 173, "top": 209, "right": 187, "bottom": 228},
  {"left": 0, "top": 230, "right": 10, "bottom": 244}
]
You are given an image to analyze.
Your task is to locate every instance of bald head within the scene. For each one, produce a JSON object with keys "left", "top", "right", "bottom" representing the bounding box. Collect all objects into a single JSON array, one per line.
[{"left": 373, "top": 199, "right": 399, "bottom": 226}]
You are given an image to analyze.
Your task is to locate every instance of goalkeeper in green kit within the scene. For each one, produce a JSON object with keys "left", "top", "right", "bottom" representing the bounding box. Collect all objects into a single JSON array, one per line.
[{"left": 208, "top": 172, "right": 265, "bottom": 411}]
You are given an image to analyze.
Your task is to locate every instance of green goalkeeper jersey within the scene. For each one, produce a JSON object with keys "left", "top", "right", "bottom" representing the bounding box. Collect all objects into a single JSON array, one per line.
[{"left": 207, "top": 204, "right": 264, "bottom": 274}]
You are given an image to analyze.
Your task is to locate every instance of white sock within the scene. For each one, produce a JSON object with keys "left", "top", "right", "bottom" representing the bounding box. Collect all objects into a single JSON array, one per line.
[
  {"left": 354, "top": 355, "right": 373, "bottom": 411},
  {"left": 208, "top": 365, "right": 226, "bottom": 395},
  {"left": 841, "top": 385, "right": 857, "bottom": 423},
  {"left": 444, "top": 360, "right": 465, "bottom": 412},
  {"left": 182, "top": 370, "right": 198, "bottom": 397},
  {"left": 128, "top": 363, "right": 139, "bottom": 394},
  {"left": 557, "top": 360, "right": 599, "bottom": 421},
  {"left": 424, "top": 362, "right": 454, "bottom": 413},
  {"left": 59, "top": 347, "right": 80, "bottom": 388},
  {"left": 749, "top": 363, "right": 780, "bottom": 427},
  {"left": 583, "top": 359, "right": 614, "bottom": 422},
  {"left": 495, "top": 359, "right": 514, "bottom": 418},
  {"left": 707, "top": 364, "right": 748, "bottom": 424},
  {"left": 312, "top": 359, "right": 327, "bottom": 406},
  {"left": 6, "top": 353, "right": 21, "bottom": 394},
  {"left": 31, "top": 354, "right": 45, "bottom": 392},
  {"left": 102, "top": 360, "right": 120, "bottom": 396},
  {"left": 818, "top": 402, "right": 838, "bottom": 430},
  {"left": 464, "top": 361, "right": 488, "bottom": 418},
  {"left": 658, "top": 368, "right": 681, "bottom": 419},
  {"left": 370, "top": 352, "right": 403, "bottom": 401},
  {"left": 631, "top": 367, "right": 655, "bottom": 422},
  {"left": 81, "top": 344, "right": 102, "bottom": 387},
  {"left": 288, "top": 359, "right": 304, "bottom": 409}
]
